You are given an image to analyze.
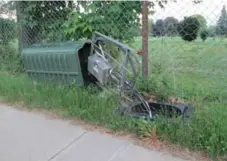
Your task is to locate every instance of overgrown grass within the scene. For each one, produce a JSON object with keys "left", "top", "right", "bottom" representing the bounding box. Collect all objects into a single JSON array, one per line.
[
  {"left": 153, "top": 100, "right": 227, "bottom": 159},
  {"left": 0, "top": 72, "right": 226, "bottom": 159},
  {"left": 133, "top": 37, "right": 227, "bottom": 159},
  {"left": 0, "top": 37, "right": 227, "bottom": 159},
  {"left": 0, "top": 72, "right": 138, "bottom": 132}
]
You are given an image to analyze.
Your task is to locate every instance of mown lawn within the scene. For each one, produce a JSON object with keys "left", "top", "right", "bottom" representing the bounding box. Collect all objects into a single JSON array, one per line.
[{"left": 133, "top": 37, "right": 227, "bottom": 100}]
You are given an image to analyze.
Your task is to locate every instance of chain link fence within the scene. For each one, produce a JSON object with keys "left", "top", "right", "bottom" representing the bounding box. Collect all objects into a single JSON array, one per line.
[
  {"left": 16, "top": 1, "right": 143, "bottom": 48},
  {"left": 1, "top": 1, "right": 227, "bottom": 157},
  {"left": 0, "top": 0, "right": 226, "bottom": 99},
  {"left": 144, "top": 0, "right": 227, "bottom": 100}
]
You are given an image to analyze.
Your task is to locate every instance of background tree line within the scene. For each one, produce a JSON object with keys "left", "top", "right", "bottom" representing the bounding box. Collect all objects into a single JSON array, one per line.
[
  {"left": 0, "top": 1, "right": 226, "bottom": 46},
  {"left": 150, "top": 5, "right": 227, "bottom": 42}
]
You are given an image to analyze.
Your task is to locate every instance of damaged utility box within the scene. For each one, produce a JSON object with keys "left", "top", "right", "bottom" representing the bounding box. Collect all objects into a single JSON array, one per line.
[
  {"left": 21, "top": 31, "right": 194, "bottom": 124},
  {"left": 21, "top": 41, "right": 94, "bottom": 86}
]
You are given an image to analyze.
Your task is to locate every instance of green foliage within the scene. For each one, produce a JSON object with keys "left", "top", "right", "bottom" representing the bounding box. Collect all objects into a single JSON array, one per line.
[
  {"left": 200, "top": 29, "right": 209, "bottom": 42},
  {"left": 0, "top": 44, "right": 23, "bottom": 73},
  {"left": 135, "top": 45, "right": 173, "bottom": 99},
  {"left": 1, "top": 36, "right": 227, "bottom": 158},
  {"left": 191, "top": 14, "right": 207, "bottom": 30},
  {"left": 0, "top": 72, "right": 136, "bottom": 132},
  {"left": 207, "top": 25, "right": 216, "bottom": 37},
  {"left": 164, "top": 17, "right": 179, "bottom": 36},
  {"left": 62, "top": 12, "right": 93, "bottom": 40},
  {"left": 62, "top": 1, "right": 143, "bottom": 43},
  {"left": 12, "top": 0, "right": 202, "bottom": 45},
  {"left": 0, "top": 18, "right": 17, "bottom": 44},
  {"left": 154, "top": 102, "right": 227, "bottom": 158},
  {"left": 136, "top": 75, "right": 172, "bottom": 100},
  {"left": 15, "top": 0, "right": 176, "bottom": 44},
  {"left": 18, "top": 1, "right": 162, "bottom": 44},
  {"left": 152, "top": 19, "right": 165, "bottom": 37},
  {"left": 0, "top": 69, "right": 227, "bottom": 158},
  {"left": 133, "top": 37, "right": 227, "bottom": 158},
  {"left": 61, "top": 0, "right": 176, "bottom": 42},
  {"left": 216, "top": 5, "right": 227, "bottom": 36},
  {"left": 129, "top": 25, "right": 141, "bottom": 37},
  {"left": 18, "top": 1, "right": 74, "bottom": 44},
  {"left": 152, "top": 17, "right": 179, "bottom": 37},
  {"left": 178, "top": 17, "right": 200, "bottom": 42}
]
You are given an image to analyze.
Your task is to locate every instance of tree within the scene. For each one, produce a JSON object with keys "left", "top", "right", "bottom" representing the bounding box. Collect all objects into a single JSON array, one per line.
[
  {"left": 216, "top": 5, "right": 227, "bottom": 36},
  {"left": 13, "top": 1, "right": 75, "bottom": 48},
  {"left": 0, "top": 18, "right": 16, "bottom": 44},
  {"left": 200, "top": 29, "right": 209, "bottom": 42},
  {"left": 164, "top": 17, "right": 179, "bottom": 36},
  {"left": 152, "top": 19, "right": 165, "bottom": 37},
  {"left": 62, "top": 1, "right": 171, "bottom": 43},
  {"left": 8, "top": 0, "right": 203, "bottom": 48},
  {"left": 192, "top": 14, "right": 207, "bottom": 30},
  {"left": 63, "top": 1, "right": 144, "bottom": 42},
  {"left": 177, "top": 16, "right": 200, "bottom": 41},
  {"left": 13, "top": 1, "right": 203, "bottom": 44},
  {"left": 207, "top": 25, "right": 216, "bottom": 37},
  {"left": 13, "top": 1, "right": 170, "bottom": 46}
]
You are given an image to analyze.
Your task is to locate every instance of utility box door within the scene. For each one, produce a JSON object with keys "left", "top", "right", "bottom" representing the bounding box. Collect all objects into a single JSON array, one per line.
[{"left": 21, "top": 41, "right": 87, "bottom": 86}]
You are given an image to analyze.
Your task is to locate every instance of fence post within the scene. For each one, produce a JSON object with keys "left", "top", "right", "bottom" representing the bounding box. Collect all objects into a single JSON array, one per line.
[
  {"left": 16, "top": 1, "right": 22, "bottom": 54},
  {"left": 142, "top": 1, "right": 149, "bottom": 78}
]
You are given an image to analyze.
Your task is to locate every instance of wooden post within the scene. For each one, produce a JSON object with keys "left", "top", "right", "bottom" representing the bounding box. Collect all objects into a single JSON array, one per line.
[{"left": 142, "top": 0, "right": 149, "bottom": 77}]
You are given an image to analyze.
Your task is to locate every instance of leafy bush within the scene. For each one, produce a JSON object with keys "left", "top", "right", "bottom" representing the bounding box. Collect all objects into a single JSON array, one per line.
[
  {"left": 178, "top": 17, "right": 200, "bottom": 42},
  {"left": 200, "top": 29, "right": 209, "bottom": 42},
  {"left": 0, "top": 44, "right": 23, "bottom": 73},
  {"left": 0, "top": 18, "right": 17, "bottom": 45},
  {"left": 62, "top": 1, "right": 144, "bottom": 43}
]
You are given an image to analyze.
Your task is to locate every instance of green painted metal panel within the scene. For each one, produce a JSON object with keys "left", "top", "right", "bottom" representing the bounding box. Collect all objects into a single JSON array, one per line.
[{"left": 21, "top": 41, "right": 89, "bottom": 86}]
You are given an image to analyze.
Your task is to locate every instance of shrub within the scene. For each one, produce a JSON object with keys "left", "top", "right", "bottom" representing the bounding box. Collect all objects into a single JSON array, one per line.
[
  {"left": 0, "top": 18, "right": 17, "bottom": 45},
  {"left": 178, "top": 17, "right": 200, "bottom": 42},
  {"left": 200, "top": 29, "right": 209, "bottom": 42},
  {"left": 0, "top": 44, "right": 23, "bottom": 73}
]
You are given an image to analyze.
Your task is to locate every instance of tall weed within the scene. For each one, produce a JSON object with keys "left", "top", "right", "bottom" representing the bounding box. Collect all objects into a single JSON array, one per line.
[{"left": 0, "top": 44, "right": 23, "bottom": 73}]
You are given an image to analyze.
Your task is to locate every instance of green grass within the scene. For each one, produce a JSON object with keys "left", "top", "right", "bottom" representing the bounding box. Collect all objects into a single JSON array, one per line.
[
  {"left": 0, "top": 41, "right": 22, "bottom": 73},
  {"left": 0, "top": 72, "right": 138, "bottom": 131},
  {"left": 0, "top": 37, "right": 227, "bottom": 159},
  {"left": 133, "top": 37, "right": 227, "bottom": 159},
  {"left": 0, "top": 72, "right": 226, "bottom": 159},
  {"left": 133, "top": 37, "right": 227, "bottom": 99}
]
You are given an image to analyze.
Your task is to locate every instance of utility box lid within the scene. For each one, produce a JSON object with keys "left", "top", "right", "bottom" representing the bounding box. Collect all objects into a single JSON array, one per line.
[{"left": 21, "top": 41, "right": 90, "bottom": 86}]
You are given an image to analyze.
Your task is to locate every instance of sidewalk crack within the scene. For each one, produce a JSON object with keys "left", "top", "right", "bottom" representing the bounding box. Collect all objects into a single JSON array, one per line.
[
  {"left": 107, "top": 143, "right": 132, "bottom": 161},
  {"left": 47, "top": 131, "right": 87, "bottom": 161}
]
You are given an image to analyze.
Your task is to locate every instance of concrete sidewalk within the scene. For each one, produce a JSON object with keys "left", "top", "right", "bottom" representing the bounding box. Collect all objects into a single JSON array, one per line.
[{"left": 0, "top": 104, "right": 190, "bottom": 161}]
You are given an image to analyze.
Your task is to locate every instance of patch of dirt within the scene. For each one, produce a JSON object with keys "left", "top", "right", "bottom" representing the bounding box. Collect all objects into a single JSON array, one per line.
[
  {"left": 0, "top": 101, "right": 212, "bottom": 161},
  {"left": 140, "top": 92, "right": 185, "bottom": 104},
  {"left": 168, "top": 96, "right": 184, "bottom": 104}
]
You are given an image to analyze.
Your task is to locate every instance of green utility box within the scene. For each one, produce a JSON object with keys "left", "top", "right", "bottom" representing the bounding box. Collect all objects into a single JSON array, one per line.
[{"left": 21, "top": 41, "right": 92, "bottom": 86}]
